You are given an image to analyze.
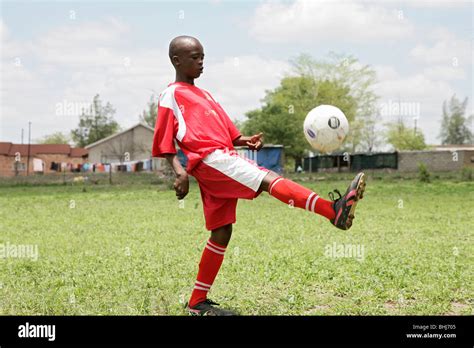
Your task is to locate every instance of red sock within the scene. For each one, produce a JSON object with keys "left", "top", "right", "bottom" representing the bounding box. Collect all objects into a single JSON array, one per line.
[
  {"left": 268, "top": 177, "right": 335, "bottom": 220},
  {"left": 188, "top": 239, "right": 227, "bottom": 308}
]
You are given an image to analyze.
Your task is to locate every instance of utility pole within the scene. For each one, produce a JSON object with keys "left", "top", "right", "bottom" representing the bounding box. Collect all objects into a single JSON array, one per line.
[
  {"left": 21, "top": 128, "right": 24, "bottom": 144},
  {"left": 26, "top": 122, "right": 31, "bottom": 175}
]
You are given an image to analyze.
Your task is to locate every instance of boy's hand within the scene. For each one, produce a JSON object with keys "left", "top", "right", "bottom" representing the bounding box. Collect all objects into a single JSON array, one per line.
[
  {"left": 174, "top": 172, "right": 189, "bottom": 200},
  {"left": 246, "top": 132, "right": 264, "bottom": 151}
]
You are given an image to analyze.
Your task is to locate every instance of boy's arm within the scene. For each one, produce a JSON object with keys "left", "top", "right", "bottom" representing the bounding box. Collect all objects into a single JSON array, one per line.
[
  {"left": 164, "top": 154, "right": 189, "bottom": 200},
  {"left": 233, "top": 132, "right": 264, "bottom": 151}
]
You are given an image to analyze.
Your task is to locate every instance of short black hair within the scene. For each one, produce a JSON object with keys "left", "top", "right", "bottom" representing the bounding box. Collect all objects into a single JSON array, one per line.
[{"left": 168, "top": 35, "right": 200, "bottom": 60}]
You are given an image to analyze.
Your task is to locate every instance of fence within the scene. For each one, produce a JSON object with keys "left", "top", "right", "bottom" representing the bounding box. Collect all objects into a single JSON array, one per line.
[{"left": 303, "top": 152, "right": 398, "bottom": 172}]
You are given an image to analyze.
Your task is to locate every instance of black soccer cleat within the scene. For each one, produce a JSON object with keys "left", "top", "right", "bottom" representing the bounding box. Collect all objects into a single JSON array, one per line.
[
  {"left": 186, "top": 299, "right": 238, "bottom": 316},
  {"left": 330, "top": 172, "right": 366, "bottom": 230}
]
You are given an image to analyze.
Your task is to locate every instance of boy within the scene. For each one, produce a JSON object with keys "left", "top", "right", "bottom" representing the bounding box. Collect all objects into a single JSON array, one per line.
[{"left": 152, "top": 36, "right": 366, "bottom": 316}]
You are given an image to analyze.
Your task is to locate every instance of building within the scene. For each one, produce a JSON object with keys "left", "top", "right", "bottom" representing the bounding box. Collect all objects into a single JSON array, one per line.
[
  {"left": 85, "top": 123, "right": 155, "bottom": 163},
  {"left": 84, "top": 122, "right": 169, "bottom": 171},
  {"left": 0, "top": 142, "right": 88, "bottom": 177}
]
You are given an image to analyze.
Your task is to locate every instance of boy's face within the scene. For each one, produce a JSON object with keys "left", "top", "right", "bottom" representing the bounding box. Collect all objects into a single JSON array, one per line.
[{"left": 172, "top": 39, "right": 204, "bottom": 79}]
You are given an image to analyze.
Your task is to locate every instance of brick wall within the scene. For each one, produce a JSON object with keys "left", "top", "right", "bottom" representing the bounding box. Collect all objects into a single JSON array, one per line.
[{"left": 398, "top": 150, "right": 474, "bottom": 172}]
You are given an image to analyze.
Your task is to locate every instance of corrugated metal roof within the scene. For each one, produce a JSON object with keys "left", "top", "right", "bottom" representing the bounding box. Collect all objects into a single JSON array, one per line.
[{"left": 0, "top": 142, "right": 88, "bottom": 157}]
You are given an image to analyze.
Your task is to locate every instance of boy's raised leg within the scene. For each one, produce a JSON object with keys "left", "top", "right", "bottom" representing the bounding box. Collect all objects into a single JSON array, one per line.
[{"left": 260, "top": 171, "right": 366, "bottom": 230}]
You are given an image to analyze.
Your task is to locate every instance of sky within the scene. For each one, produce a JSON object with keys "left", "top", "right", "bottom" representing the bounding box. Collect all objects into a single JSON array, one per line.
[{"left": 0, "top": 0, "right": 472, "bottom": 146}]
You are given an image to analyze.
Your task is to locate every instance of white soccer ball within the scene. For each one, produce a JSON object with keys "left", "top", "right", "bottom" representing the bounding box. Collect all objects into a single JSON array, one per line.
[{"left": 303, "top": 105, "right": 349, "bottom": 153}]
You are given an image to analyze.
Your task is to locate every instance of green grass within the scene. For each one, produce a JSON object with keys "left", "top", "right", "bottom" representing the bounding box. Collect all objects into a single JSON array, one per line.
[{"left": 0, "top": 178, "right": 473, "bottom": 315}]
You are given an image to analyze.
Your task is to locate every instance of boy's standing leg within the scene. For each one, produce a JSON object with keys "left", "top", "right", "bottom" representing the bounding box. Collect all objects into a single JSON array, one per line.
[{"left": 187, "top": 224, "right": 236, "bottom": 316}]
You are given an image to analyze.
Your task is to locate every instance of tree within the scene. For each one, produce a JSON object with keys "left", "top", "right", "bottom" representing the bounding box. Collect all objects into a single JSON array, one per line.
[
  {"left": 386, "top": 120, "right": 427, "bottom": 151},
  {"left": 439, "top": 95, "right": 473, "bottom": 145},
  {"left": 37, "top": 132, "right": 70, "bottom": 144},
  {"left": 242, "top": 76, "right": 357, "bottom": 165},
  {"left": 290, "top": 53, "right": 379, "bottom": 152},
  {"left": 71, "top": 94, "right": 120, "bottom": 147},
  {"left": 139, "top": 94, "right": 158, "bottom": 128}
]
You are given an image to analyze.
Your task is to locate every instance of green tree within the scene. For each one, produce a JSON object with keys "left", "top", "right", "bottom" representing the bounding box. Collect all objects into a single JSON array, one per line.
[
  {"left": 37, "top": 132, "right": 70, "bottom": 144},
  {"left": 71, "top": 94, "right": 120, "bottom": 147},
  {"left": 439, "top": 95, "right": 473, "bottom": 145},
  {"left": 139, "top": 94, "right": 158, "bottom": 128},
  {"left": 386, "top": 120, "right": 427, "bottom": 151},
  {"left": 242, "top": 76, "right": 357, "bottom": 164},
  {"left": 290, "top": 53, "right": 379, "bottom": 152}
]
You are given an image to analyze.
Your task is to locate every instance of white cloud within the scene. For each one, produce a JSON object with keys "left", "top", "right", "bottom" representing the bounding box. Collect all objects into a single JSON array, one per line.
[
  {"left": 398, "top": 0, "right": 471, "bottom": 8},
  {"left": 374, "top": 64, "right": 457, "bottom": 143},
  {"left": 422, "top": 65, "right": 466, "bottom": 80},
  {"left": 249, "top": 0, "right": 415, "bottom": 43},
  {"left": 0, "top": 20, "right": 34, "bottom": 60},
  {"left": 410, "top": 27, "right": 472, "bottom": 66},
  {"left": 33, "top": 17, "right": 130, "bottom": 68}
]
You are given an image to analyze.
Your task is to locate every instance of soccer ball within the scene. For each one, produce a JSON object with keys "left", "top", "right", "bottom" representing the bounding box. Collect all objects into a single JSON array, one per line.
[{"left": 303, "top": 105, "right": 349, "bottom": 153}]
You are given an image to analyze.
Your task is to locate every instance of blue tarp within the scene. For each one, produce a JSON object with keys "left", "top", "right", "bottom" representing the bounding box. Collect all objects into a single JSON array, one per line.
[{"left": 240, "top": 147, "right": 283, "bottom": 173}]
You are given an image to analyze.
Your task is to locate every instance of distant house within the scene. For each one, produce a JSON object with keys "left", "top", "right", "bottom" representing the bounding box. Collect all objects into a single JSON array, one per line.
[
  {"left": 85, "top": 123, "right": 155, "bottom": 163},
  {"left": 0, "top": 142, "right": 88, "bottom": 177}
]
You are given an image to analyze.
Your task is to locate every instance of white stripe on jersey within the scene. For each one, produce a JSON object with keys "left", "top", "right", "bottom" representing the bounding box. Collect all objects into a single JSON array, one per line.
[
  {"left": 202, "top": 149, "right": 268, "bottom": 192},
  {"left": 159, "top": 85, "right": 187, "bottom": 142}
]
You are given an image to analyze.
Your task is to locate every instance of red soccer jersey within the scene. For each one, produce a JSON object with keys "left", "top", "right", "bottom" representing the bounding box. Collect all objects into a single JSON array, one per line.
[{"left": 152, "top": 82, "right": 241, "bottom": 173}]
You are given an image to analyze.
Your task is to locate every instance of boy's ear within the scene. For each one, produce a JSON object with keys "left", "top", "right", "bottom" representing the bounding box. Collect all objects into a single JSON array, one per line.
[{"left": 171, "top": 55, "right": 180, "bottom": 67}]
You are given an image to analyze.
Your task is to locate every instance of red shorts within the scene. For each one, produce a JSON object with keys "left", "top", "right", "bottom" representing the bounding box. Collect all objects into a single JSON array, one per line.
[{"left": 189, "top": 149, "right": 269, "bottom": 230}]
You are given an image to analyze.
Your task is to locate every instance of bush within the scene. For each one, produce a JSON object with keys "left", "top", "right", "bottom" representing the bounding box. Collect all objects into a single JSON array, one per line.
[
  {"left": 418, "top": 162, "right": 431, "bottom": 183},
  {"left": 461, "top": 166, "right": 473, "bottom": 181}
]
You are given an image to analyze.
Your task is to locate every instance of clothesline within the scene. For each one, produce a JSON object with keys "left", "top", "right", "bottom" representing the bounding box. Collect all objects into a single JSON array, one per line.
[{"left": 49, "top": 159, "right": 154, "bottom": 173}]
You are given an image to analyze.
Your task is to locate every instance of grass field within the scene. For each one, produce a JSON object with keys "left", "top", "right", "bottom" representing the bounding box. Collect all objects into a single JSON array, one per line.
[{"left": 0, "top": 176, "right": 473, "bottom": 315}]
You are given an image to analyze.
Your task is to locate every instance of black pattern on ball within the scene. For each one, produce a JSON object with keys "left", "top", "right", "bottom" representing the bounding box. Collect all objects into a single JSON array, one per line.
[{"left": 328, "top": 116, "right": 340, "bottom": 129}]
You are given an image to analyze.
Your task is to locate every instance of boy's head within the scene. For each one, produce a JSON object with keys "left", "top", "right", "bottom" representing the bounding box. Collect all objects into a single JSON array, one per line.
[{"left": 169, "top": 35, "right": 204, "bottom": 79}]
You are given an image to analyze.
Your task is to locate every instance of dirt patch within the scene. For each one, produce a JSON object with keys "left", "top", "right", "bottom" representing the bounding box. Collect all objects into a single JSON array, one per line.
[
  {"left": 304, "top": 304, "right": 330, "bottom": 315},
  {"left": 445, "top": 302, "right": 471, "bottom": 315},
  {"left": 384, "top": 300, "right": 399, "bottom": 313}
]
